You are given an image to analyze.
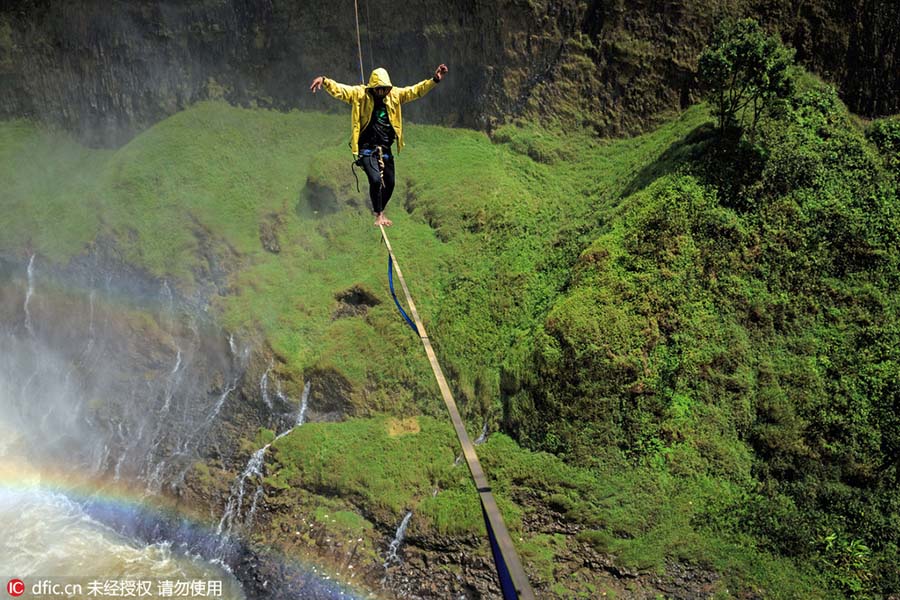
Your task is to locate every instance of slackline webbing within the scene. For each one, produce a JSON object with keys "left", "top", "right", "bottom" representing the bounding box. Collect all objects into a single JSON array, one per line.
[{"left": 379, "top": 224, "right": 536, "bottom": 600}]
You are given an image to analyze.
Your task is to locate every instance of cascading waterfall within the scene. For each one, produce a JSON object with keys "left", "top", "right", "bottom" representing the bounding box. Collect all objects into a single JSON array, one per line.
[
  {"left": 88, "top": 288, "right": 96, "bottom": 335},
  {"left": 454, "top": 422, "right": 489, "bottom": 466},
  {"left": 227, "top": 333, "right": 250, "bottom": 365},
  {"left": 24, "top": 254, "right": 35, "bottom": 337},
  {"left": 2, "top": 256, "right": 253, "bottom": 489},
  {"left": 161, "top": 279, "right": 174, "bottom": 311},
  {"left": 474, "top": 422, "right": 489, "bottom": 445},
  {"left": 169, "top": 375, "right": 239, "bottom": 490},
  {"left": 0, "top": 257, "right": 362, "bottom": 598},
  {"left": 208, "top": 380, "right": 238, "bottom": 425},
  {"left": 383, "top": 511, "right": 413, "bottom": 568},
  {"left": 297, "top": 380, "right": 311, "bottom": 426},
  {"left": 217, "top": 380, "right": 312, "bottom": 548},
  {"left": 217, "top": 444, "right": 270, "bottom": 538},
  {"left": 260, "top": 361, "right": 273, "bottom": 410},
  {"left": 0, "top": 261, "right": 254, "bottom": 596},
  {"left": 81, "top": 288, "right": 98, "bottom": 358},
  {"left": 143, "top": 345, "right": 183, "bottom": 491},
  {"left": 163, "top": 349, "right": 182, "bottom": 411}
]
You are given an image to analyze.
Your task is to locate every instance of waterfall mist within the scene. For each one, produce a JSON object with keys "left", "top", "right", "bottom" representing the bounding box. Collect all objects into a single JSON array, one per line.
[
  {"left": 0, "top": 255, "right": 244, "bottom": 490},
  {"left": 0, "top": 253, "right": 362, "bottom": 599}
]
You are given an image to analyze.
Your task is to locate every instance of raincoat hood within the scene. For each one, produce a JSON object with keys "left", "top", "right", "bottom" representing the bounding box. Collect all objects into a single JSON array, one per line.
[
  {"left": 366, "top": 68, "right": 393, "bottom": 88},
  {"left": 321, "top": 71, "right": 437, "bottom": 155}
]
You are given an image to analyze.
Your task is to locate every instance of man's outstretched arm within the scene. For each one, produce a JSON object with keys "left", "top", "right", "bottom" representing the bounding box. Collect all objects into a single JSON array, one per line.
[
  {"left": 395, "top": 64, "right": 448, "bottom": 104},
  {"left": 309, "top": 76, "right": 356, "bottom": 104}
]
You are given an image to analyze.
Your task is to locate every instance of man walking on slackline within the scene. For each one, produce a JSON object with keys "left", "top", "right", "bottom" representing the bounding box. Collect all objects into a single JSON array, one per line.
[{"left": 309, "top": 64, "right": 448, "bottom": 227}]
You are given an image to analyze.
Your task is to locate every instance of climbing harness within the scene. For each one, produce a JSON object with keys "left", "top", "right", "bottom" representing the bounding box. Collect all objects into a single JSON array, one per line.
[
  {"left": 350, "top": 147, "right": 390, "bottom": 194},
  {"left": 379, "top": 226, "right": 536, "bottom": 600}
]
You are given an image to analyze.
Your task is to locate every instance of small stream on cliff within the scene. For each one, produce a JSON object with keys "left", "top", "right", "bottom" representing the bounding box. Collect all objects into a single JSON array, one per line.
[{"left": 0, "top": 255, "right": 360, "bottom": 598}]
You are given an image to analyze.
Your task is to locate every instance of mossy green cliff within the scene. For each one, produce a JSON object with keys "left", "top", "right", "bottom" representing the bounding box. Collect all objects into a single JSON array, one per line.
[
  {"left": 2, "top": 63, "right": 899, "bottom": 596},
  {"left": 1, "top": 1, "right": 897, "bottom": 146}
]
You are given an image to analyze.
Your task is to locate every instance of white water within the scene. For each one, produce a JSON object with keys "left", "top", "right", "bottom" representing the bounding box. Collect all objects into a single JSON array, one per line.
[
  {"left": 24, "top": 254, "right": 35, "bottom": 337},
  {"left": 0, "top": 406, "right": 243, "bottom": 597},
  {"left": 217, "top": 444, "right": 269, "bottom": 538},
  {"left": 88, "top": 289, "right": 96, "bottom": 337},
  {"left": 454, "top": 423, "right": 490, "bottom": 466},
  {"left": 226, "top": 333, "right": 250, "bottom": 365},
  {"left": 297, "top": 380, "right": 312, "bottom": 426},
  {"left": 383, "top": 511, "right": 413, "bottom": 568},
  {"left": 0, "top": 486, "right": 244, "bottom": 597},
  {"left": 205, "top": 379, "right": 237, "bottom": 428},
  {"left": 0, "top": 267, "right": 248, "bottom": 594},
  {"left": 161, "top": 349, "right": 182, "bottom": 413},
  {"left": 260, "top": 362, "right": 273, "bottom": 410},
  {"left": 474, "top": 422, "right": 489, "bottom": 445},
  {"left": 0, "top": 264, "right": 359, "bottom": 598},
  {"left": 245, "top": 485, "right": 265, "bottom": 529},
  {"left": 218, "top": 379, "right": 313, "bottom": 542}
]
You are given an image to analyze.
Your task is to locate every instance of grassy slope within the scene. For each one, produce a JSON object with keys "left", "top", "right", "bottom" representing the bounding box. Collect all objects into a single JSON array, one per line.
[{"left": 6, "top": 97, "right": 887, "bottom": 596}]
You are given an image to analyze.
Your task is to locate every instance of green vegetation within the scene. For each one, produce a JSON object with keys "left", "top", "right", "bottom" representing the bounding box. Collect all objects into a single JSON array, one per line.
[
  {"left": 513, "top": 75, "right": 900, "bottom": 596},
  {"left": 2, "top": 40, "right": 898, "bottom": 595},
  {"left": 699, "top": 18, "right": 795, "bottom": 135},
  {"left": 867, "top": 116, "right": 900, "bottom": 178},
  {"left": 268, "top": 418, "right": 822, "bottom": 596},
  {"left": 268, "top": 416, "right": 481, "bottom": 534}
]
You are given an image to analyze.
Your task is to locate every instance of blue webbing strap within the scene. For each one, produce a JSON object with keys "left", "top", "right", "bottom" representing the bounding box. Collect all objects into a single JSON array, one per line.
[
  {"left": 360, "top": 148, "right": 391, "bottom": 158},
  {"left": 388, "top": 253, "right": 419, "bottom": 335},
  {"left": 482, "top": 503, "right": 520, "bottom": 599}
]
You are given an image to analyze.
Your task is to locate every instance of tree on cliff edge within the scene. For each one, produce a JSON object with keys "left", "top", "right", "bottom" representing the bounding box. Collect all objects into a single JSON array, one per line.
[{"left": 699, "top": 18, "right": 795, "bottom": 137}]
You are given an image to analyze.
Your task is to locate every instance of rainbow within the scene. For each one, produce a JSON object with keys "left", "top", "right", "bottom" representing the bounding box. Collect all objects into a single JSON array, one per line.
[{"left": 0, "top": 461, "right": 365, "bottom": 599}]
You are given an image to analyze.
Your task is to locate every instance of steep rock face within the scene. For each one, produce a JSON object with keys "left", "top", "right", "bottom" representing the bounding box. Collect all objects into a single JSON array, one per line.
[{"left": 0, "top": 0, "right": 897, "bottom": 146}]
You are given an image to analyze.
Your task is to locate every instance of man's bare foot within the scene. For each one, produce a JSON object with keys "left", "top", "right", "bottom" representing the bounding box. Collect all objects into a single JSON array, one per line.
[{"left": 382, "top": 216, "right": 393, "bottom": 226}]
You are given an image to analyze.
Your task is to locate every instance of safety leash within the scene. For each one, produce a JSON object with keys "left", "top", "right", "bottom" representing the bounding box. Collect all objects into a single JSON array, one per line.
[
  {"left": 351, "top": 160, "right": 361, "bottom": 193},
  {"left": 379, "top": 225, "right": 536, "bottom": 600},
  {"left": 387, "top": 253, "right": 418, "bottom": 334},
  {"left": 353, "top": 0, "right": 365, "bottom": 83},
  {"left": 377, "top": 146, "right": 385, "bottom": 189}
]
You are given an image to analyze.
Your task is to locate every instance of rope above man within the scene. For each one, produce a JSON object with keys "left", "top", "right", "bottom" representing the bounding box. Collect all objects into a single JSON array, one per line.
[{"left": 309, "top": 64, "right": 449, "bottom": 227}]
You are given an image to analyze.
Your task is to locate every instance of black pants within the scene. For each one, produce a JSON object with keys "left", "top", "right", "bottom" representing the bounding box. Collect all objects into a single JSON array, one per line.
[{"left": 358, "top": 151, "right": 395, "bottom": 213}]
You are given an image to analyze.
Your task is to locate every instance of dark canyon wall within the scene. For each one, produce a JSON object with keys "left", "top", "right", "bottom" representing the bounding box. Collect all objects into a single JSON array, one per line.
[{"left": 0, "top": 0, "right": 897, "bottom": 147}]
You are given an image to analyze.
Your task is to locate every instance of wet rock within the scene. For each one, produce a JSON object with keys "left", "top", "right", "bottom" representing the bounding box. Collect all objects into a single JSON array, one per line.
[
  {"left": 302, "top": 367, "right": 354, "bottom": 422},
  {"left": 258, "top": 213, "right": 284, "bottom": 254},
  {"left": 3, "top": 1, "right": 896, "bottom": 147},
  {"left": 332, "top": 284, "right": 381, "bottom": 320}
]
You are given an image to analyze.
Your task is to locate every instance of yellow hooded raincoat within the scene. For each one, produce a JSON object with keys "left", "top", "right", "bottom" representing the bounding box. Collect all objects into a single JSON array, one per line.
[{"left": 322, "top": 68, "right": 437, "bottom": 156}]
